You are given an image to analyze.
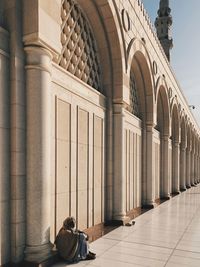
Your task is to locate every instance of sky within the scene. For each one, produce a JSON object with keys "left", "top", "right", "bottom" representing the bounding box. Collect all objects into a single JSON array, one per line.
[{"left": 142, "top": 0, "right": 200, "bottom": 127}]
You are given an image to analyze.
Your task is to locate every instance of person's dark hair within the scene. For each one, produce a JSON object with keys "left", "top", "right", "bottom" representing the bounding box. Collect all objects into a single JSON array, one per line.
[{"left": 63, "top": 216, "right": 76, "bottom": 230}]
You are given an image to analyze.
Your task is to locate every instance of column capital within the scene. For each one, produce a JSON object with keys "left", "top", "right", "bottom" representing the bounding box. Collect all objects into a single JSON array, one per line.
[
  {"left": 113, "top": 102, "right": 126, "bottom": 116},
  {"left": 162, "top": 134, "right": 170, "bottom": 141},
  {"left": 181, "top": 146, "right": 186, "bottom": 152},
  {"left": 145, "top": 122, "right": 155, "bottom": 133},
  {"left": 173, "top": 141, "right": 180, "bottom": 148},
  {"left": 24, "top": 45, "right": 53, "bottom": 74}
]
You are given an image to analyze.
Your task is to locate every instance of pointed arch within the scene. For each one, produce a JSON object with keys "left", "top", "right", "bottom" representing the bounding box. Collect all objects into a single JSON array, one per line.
[
  {"left": 155, "top": 82, "right": 170, "bottom": 136},
  {"left": 171, "top": 102, "right": 181, "bottom": 193},
  {"left": 61, "top": 0, "right": 126, "bottom": 98},
  {"left": 180, "top": 114, "right": 187, "bottom": 148},
  {"left": 179, "top": 114, "right": 187, "bottom": 190},
  {"left": 128, "top": 38, "right": 155, "bottom": 124},
  {"left": 171, "top": 103, "right": 180, "bottom": 142}
]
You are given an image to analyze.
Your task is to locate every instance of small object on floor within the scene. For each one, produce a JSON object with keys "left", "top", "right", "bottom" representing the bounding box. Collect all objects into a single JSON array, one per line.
[
  {"left": 125, "top": 222, "right": 132, "bottom": 226},
  {"left": 125, "top": 220, "right": 135, "bottom": 226}
]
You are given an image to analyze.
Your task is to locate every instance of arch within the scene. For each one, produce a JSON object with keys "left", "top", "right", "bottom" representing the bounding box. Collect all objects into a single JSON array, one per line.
[
  {"left": 179, "top": 114, "right": 187, "bottom": 190},
  {"left": 170, "top": 102, "right": 180, "bottom": 193},
  {"left": 155, "top": 82, "right": 170, "bottom": 136},
  {"left": 128, "top": 38, "right": 155, "bottom": 124},
  {"left": 59, "top": 0, "right": 102, "bottom": 91},
  {"left": 77, "top": 0, "right": 126, "bottom": 99},
  {"left": 126, "top": 39, "right": 156, "bottom": 207},
  {"left": 171, "top": 103, "right": 180, "bottom": 142},
  {"left": 185, "top": 122, "right": 192, "bottom": 187},
  {"left": 59, "top": 0, "right": 126, "bottom": 98},
  {"left": 155, "top": 82, "right": 171, "bottom": 198}
]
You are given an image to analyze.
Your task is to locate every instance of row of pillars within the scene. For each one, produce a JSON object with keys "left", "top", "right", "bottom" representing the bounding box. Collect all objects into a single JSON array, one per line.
[
  {"left": 112, "top": 122, "right": 200, "bottom": 226},
  {"left": 1, "top": 29, "right": 200, "bottom": 266}
]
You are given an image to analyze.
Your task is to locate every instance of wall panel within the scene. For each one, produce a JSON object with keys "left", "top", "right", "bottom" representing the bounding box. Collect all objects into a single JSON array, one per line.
[
  {"left": 124, "top": 112, "right": 142, "bottom": 213},
  {"left": 52, "top": 68, "right": 106, "bottom": 234}
]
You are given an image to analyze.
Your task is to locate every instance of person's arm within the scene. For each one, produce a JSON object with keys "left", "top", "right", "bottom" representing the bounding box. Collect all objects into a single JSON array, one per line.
[{"left": 77, "top": 230, "right": 89, "bottom": 241}]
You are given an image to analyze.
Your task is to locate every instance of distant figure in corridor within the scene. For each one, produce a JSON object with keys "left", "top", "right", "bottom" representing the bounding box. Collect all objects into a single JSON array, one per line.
[{"left": 55, "top": 216, "right": 96, "bottom": 263}]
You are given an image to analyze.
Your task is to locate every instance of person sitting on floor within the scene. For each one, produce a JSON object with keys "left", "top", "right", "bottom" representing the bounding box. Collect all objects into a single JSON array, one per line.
[{"left": 55, "top": 216, "right": 96, "bottom": 263}]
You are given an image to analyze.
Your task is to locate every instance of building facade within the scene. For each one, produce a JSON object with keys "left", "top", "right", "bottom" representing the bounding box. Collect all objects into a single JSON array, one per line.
[{"left": 0, "top": 0, "right": 200, "bottom": 266}]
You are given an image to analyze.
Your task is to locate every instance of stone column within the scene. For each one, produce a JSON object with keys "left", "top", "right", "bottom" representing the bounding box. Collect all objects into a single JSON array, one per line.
[
  {"left": 144, "top": 124, "right": 156, "bottom": 207},
  {"left": 198, "top": 156, "right": 199, "bottom": 183},
  {"left": 161, "top": 135, "right": 171, "bottom": 199},
  {"left": 24, "top": 45, "right": 53, "bottom": 263},
  {"left": 0, "top": 26, "right": 10, "bottom": 266},
  {"left": 112, "top": 104, "right": 129, "bottom": 224},
  {"left": 195, "top": 154, "right": 198, "bottom": 184},
  {"left": 198, "top": 155, "right": 200, "bottom": 183},
  {"left": 172, "top": 141, "right": 180, "bottom": 193},
  {"left": 194, "top": 153, "right": 196, "bottom": 184},
  {"left": 180, "top": 146, "right": 186, "bottom": 191},
  {"left": 186, "top": 148, "right": 191, "bottom": 188},
  {"left": 191, "top": 152, "right": 195, "bottom": 186}
]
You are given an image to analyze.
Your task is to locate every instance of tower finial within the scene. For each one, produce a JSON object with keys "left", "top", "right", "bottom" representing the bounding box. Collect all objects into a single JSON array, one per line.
[{"left": 155, "top": 0, "right": 173, "bottom": 61}]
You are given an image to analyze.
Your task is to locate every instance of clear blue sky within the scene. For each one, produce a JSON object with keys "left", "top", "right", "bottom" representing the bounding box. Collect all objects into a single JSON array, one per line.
[{"left": 142, "top": 0, "right": 200, "bottom": 126}]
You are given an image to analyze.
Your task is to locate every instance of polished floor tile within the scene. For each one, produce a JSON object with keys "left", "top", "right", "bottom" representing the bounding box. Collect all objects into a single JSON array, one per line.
[{"left": 52, "top": 185, "right": 200, "bottom": 267}]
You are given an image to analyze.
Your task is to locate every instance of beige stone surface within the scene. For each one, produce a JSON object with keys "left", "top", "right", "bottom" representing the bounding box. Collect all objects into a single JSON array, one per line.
[{"left": 1, "top": 0, "right": 200, "bottom": 265}]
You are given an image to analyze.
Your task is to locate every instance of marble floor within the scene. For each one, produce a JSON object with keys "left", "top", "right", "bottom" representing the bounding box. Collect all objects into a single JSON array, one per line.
[{"left": 52, "top": 185, "right": 200, "bottom": 267}]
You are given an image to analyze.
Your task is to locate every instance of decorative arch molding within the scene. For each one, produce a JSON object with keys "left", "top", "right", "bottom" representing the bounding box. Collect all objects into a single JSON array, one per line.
[
  {"left": 155, "top": 84, "right": 170, "bottom": 136},
  {"left": 59, "top": 0, "right": 102, "bottom": 91},
  {"left": 171, "top": 102, "right": 180, "bottom": 143},
  {"left": 186, "top": 122, "right": 192, "bottom": 150},
  {"left": 92, "top": 0, "right": 127, "bottom": 99},
  {"left": 155, "top": 75, "right": 169, "bottom": 102},
  {"left": 60, "top": 0, "right": 126, "bottom": 99},
  {"left": 128, "top": 38, "right": 155, "bottom": 124},
  {"left": 170, "top": 96, "right": 180, "bottom": 116},
  {"left": 180, "top": 114, "right": 187, "bottom": 148},
  {"left": 127, "top": 38, "right": 154, "bottom": 78}
]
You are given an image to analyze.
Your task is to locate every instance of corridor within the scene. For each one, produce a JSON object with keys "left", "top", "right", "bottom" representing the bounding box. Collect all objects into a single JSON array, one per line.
[{"left": 52, "top": 185, "right": 200, "bottom": 267}]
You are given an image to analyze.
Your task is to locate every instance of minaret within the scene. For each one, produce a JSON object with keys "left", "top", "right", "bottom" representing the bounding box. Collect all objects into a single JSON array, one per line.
[{"left": 155, "top": 0, "right": 173, "bottom": 61}]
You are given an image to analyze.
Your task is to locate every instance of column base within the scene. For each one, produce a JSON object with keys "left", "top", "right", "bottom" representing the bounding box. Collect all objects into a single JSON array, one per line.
[
  {"left": 21, "top": 253, "right": 58, "bottom": 267},
  {"left": 180, "top": 187, "right": 187, "bottom": 192},
  {"left": 186, "top": 185, "right": 191, "bottom": 189},
  {"left": 172, "top": 191, "right": 181, "bottom": 196},
  {"left": 142, "top": 200, "right": 158, "bottom": 209},
  {"left": 24, "top": 243, "right": 54, "bottom": 264},
  {"left": 191, "top": 183, "right": 197, "bottom": 187},
  {"left": 110, "top": 215, "right": 131, "bottom": 226},
  {"left": 160, "top": 194, "right": 171, "bottom": 201}
]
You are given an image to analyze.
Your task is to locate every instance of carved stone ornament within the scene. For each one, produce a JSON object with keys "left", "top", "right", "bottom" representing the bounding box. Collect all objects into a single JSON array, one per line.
[
  {"left": 59, "top": 0, "right": 101, "bottom": 91},
  {"left": 168, "top": 87, "right": 172, "bottom": 98},
  {"left": 153, "top": 61, "right": 157, "bottom": 75},
  {"left": 121, "top": 9, "right": 131, "bottom": 32}
]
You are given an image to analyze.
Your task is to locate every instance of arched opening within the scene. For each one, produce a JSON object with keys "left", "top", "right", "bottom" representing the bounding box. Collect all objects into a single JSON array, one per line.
[
  {"left": 180, "top": 115, "right": 187, "bottom": 190},
  {"left": 171, "top": 104, "right": 180, "bottom": 193},
  {"left": 190, "top": 131, "right": 195, "bottom": 186},
  {"left": 59, "top": 0, "right": 102, "bottom": 91},
  {"left": 156, "top": 85, "right": 170, "bottom": 199},
  {"left": 186, "top": 123, "right": 192, "bottom": 188},
  {"left": 53, "top": 0, "right": 124, "bottom": 234},
  {"left": 194, "top": 135, "right": 198, "bottom": 184},
  {"left": 128, "top": 46, "right": 155, "bottom": 208}
]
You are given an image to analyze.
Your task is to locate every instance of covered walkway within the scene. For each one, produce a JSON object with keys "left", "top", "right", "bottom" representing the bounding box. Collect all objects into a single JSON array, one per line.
[{"left": 53, "top": 185, "right": 200, "bottom": 267}]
